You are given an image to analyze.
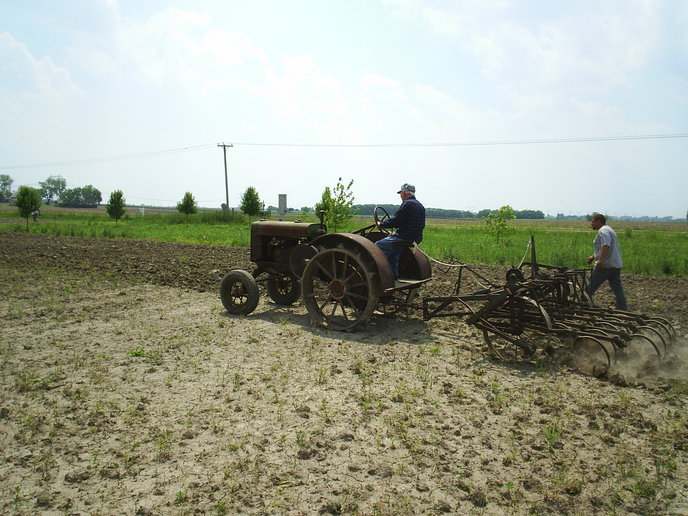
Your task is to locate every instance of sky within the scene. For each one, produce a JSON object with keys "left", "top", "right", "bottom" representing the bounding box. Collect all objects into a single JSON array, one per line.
[{"left": 1, "top": 0, "right": 687, "bottom": 218}]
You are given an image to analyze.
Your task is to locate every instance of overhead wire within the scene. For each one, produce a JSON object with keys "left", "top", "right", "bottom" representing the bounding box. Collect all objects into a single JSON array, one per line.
[
  {"left": 0, "top": 143, "right": 216, "bottom": 170},
  {"left": 231, "top": 133, "right": 688, "bottom": 148},
  {"left": 1, "top": 132, "right": 686, "bottom": 169}
]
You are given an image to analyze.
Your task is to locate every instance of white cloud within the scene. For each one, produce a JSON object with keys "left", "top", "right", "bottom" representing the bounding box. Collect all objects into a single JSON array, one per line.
[
  {"left": 0, "top": 32, "right": 82, "bottom": 98},
  {"left": 384, "top": 1, "right": 665, "bottom": 113},
  {"left": 421, "top": 7, "right": 462, "bottom": 36},
  {"left": 118, "top": 7, "right": 213, "bottom": 83},
  {"left": 202, "top": 28, "right": 269, "bottom": 69},
  {"left": 413, "top": 84, "right": 496, "bottom": 139},
  {"left": 108, "top": 8, "right": 352, "bottom": 140}
]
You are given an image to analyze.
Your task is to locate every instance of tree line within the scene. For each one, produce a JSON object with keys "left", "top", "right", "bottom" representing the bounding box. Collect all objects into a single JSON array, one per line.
[
  {"left": 1, "top": 173, "right": 198, "bottom": 227},
  {"left": 0, "top": 173, "right": 543, "bottom": 223},
  {"left": 353, "top": 204, "right": 545, "bottom": 220},
  {"left": 0, "top": 174, "right": 102, "bottom": 207},
  {"left": 4, "top": 173, "right": 683, "bottom": 226}
]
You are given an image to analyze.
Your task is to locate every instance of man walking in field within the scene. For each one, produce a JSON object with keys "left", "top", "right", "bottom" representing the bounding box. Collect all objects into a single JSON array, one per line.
[{"left": 586, "top": 213, "right": 627, "bottom": 310}]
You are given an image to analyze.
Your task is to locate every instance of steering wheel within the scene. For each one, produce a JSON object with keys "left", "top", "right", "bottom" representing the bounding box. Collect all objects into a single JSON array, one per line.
[{"left": 373, "top": 206, "right": 391, "bottom": 234}]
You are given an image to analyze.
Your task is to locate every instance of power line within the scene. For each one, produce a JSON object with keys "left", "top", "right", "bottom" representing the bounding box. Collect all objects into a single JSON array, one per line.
[
  {"left": 1, "top": 133, "right": 686, "bottom": 169},
  {"left": 231, "top": 133, "right": 688, "bottom": 148},
  {"left": 0, "top": 143, "right": 215, "bottom": 169}
]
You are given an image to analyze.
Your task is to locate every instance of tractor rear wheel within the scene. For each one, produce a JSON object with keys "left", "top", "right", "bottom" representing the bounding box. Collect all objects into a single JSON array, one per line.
[
  {"left": 220, "top": 270, "right": 260, "bottom": 315},
  {"left": 301, "top": 248, "right": 380, "bottom": 330}
]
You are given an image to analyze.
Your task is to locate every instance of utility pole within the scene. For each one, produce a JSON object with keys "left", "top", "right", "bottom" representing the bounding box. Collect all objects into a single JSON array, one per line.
[{"left": 217, "top": 143, "right": 233, "bottom": 210}]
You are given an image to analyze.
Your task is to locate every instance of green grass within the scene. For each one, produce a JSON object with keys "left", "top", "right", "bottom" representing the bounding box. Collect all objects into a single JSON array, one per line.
[
  {"left": 417, "top": 224, "right": 688, "bottom": 277},
  {"left": 0, "top": 206, "right": 253, "bottom": 246},
  {"left": 1, "top": 205, "right": 686, "bottom": 277}
]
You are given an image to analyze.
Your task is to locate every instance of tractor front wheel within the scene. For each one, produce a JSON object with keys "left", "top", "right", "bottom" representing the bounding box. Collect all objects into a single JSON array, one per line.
[
  {"left": 220, "top": 270, "right": 260, "bottom": 315},
  {"left": 266, "top": 274, "right": 301, "bottom": 305}
]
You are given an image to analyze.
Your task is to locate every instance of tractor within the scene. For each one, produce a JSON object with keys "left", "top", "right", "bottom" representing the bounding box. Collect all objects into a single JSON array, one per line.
[{"left": 220, "top": 208, "right": 431, "bottom": 330}]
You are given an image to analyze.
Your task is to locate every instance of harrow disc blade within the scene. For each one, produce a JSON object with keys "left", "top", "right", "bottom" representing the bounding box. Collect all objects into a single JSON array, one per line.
[
  {"left": 645, "top": 317, "right": 677, "bottom": 350},
  {"left": 636, "top": 325, "right": 669, "bottom": 358},
  {"left": 618, "top": 334, "right": 662, "bottom": 370},
  {"left": 571, "top": 336, "right": 612, "bottom": 376}
]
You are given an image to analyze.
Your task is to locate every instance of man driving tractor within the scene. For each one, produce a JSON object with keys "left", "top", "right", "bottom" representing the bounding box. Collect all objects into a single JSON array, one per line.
[{"left": 375, "top": 183, "right": 426, "bottom": 279}]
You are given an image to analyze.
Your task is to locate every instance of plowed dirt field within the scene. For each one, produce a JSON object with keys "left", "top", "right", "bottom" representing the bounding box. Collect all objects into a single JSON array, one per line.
[{"left": 1, "top": 232, "right": 687, "bottom": 515}]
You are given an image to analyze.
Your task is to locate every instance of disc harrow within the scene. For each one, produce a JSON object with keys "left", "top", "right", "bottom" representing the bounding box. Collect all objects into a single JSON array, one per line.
[{"left": 423, "top": 237, "right": 677, "bottom": 374}]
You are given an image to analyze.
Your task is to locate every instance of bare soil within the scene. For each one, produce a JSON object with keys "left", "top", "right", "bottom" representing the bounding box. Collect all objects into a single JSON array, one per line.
[{"left": 1, "top": 232, "right": 687, "bottom": 515}]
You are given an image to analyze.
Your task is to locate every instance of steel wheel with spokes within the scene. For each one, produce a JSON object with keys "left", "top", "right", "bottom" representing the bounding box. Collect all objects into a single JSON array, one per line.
[
  {"left": 301, "top": 248, "right": 380, "bottom": 330},
  {"left": 481, "top": 327, "right": 545, "bottom": 361},
  {"left": 478, "top": 295, "right": 554, "bottom": 361}
]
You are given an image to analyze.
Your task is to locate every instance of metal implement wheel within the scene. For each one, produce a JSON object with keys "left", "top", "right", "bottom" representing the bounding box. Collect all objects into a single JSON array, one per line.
[
  {"left": 482, "top": 328, "right": 534, "bottom": 361},
  {"left": 481, "top": 327, "right": 557, "bottom": 362},
  {"left": 379, "top": 286, "right": 421, "bottom": 312},
  {"left": 220, "top": 269, "right": 259, "bottom": 315},
  {"left": 479, "top": 296, "right": 554, "bottom": 361},
  {"left": 301, "top": 248, "right": 380, "bottom": 330},
  {"left": 505, "top": 267, "right": 525, "bottom": 284},
  {"left": 266, "top": 274, "right": 301, "bottom": 305},
  {"left": 373, "top": 206, "right": 391, "bottom": 234}
]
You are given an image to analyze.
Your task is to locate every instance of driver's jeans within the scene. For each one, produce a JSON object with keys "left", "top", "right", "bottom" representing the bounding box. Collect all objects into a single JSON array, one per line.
[{"left": 375, "top": 234, "right": 411, "bottom": 279}]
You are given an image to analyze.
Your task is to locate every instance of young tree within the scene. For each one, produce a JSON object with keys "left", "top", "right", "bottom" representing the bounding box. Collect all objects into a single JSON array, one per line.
[
  {"left": 315, "top": 177, "right": 357, "bottom": 232},
  {"left": 16, "top": 185, "right": 41, "bottom": 230},
  {"left": 240, "top": 186, "right": 262, "bottom": 219},
  {"left": 177, "top": 191, "right": 198, "bottom": 217},
  {"left": 484, "top": 205, "right": 516, "bottom": 242},
  {"left": 106, "top": 190, "right": 126, "bottom": 222},
  {"left": 0, "top": 174, "right": 13, "bottom": 200},
  {"left": 39, "top": 175, "right": 67, "bottom": 203}
]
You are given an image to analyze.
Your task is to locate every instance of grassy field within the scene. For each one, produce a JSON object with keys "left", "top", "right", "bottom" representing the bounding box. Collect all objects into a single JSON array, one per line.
[{"left": 1, "top": 204, "right": 686, "bottom": 277}]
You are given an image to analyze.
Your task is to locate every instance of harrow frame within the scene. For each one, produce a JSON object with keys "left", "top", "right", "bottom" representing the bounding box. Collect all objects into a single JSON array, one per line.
[{"left": 422, "top": 237, "right": 676, "bottom": 373}]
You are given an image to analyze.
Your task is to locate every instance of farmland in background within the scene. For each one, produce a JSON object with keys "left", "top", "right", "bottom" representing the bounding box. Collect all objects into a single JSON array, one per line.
[{"left": 1, "top": 204, "right": 686, "bottom": 277}]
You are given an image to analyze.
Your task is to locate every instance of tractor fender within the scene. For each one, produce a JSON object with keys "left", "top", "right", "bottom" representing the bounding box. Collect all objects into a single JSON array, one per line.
[
  {"left": 309, "top": 233, "right": 396, "bottom": 291},
  {"left": 362, "top": 231, "right": 432, "bottom": 282}
]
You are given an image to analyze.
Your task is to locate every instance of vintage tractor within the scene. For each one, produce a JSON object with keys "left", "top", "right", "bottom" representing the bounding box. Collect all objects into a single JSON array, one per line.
[{"left": 220, "top": 208, "right": 431, "bottom": 330}]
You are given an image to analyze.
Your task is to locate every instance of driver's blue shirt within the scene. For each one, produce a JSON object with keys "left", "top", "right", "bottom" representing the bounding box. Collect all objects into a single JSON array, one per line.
[{"left": 380, "top": 196, "right": 425, "bottom": 243}]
